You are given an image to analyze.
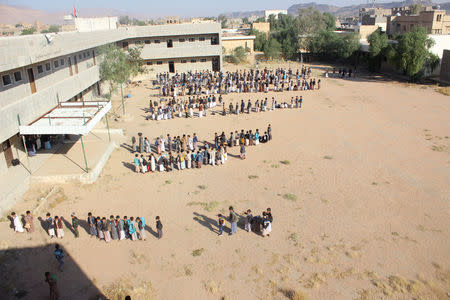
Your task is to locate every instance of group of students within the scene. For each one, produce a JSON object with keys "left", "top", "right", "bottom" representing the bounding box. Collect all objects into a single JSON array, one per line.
[
  {"left": 218, "top": 206, "right": 273, "bottom": 237},
  {"left": 11, "top": 211, "right": 163, "bottom": 242},
  {"left": 132, "top": 124, "right": 273, "bottom": 173},
  {"left": 157, "top": 66, "right": 319, "bottom": 97},
  {"left": 146, "top": 94, "right": 305, "bottom": 121}
]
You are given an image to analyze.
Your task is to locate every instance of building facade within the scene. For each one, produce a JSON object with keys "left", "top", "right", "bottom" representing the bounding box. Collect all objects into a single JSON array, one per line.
[
  {"left": 387, "top": 10, "right": 450, "bottom": 35},
  {"left": 0, "top": 22, "right": 222, "bottom": 174}
]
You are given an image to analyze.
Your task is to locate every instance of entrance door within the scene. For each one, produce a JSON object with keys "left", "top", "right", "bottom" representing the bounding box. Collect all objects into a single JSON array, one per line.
[
  {"left": 2, "top": 140, "right": 13, "bottom": 168},
  {"left": 27, "top": 68, "right": 36, "bottom": 94},
  {"left": 74, "top": 56, "right": 79, "bottom": 74},
  {"left": 212, "top": 57, "right": 220, "bottom": 71},
  {"left": 169, "top": 61, "right": 175, "bottom": 73},
  {"left": 68, "top": 57, "right": 73, "bottom": 76}
]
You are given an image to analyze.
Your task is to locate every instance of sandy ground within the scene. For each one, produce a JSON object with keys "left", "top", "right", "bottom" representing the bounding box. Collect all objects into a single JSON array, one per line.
[{"left": 0, "top": 61, "right": 449, "bottom": 300}]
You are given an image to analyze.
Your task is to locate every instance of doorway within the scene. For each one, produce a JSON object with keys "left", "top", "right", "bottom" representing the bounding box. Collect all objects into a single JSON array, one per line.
[
  {"left": 74, "top": 56, "right": 79, "bottom": 74},
  {"left": 167, "top": 39, "right": 173, "bottom": 48},
  {"left": 27, "top": 68, "right": 37, "bottom": 94},
  {"left": 169, "top": 61, "right": 175, "bottom": 73},
  {"left": 2, "top": 140, "right": 13, "bottom": 168},
  {"left": 212, "top": 57, "right": 220, "bottom": 71},
  {"left": 68, "top": 57, "right": 73, "bottom": 76}
]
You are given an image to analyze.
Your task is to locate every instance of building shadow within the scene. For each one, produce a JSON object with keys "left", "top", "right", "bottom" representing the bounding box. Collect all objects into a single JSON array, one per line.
[
  {"left": 0, "top": 245, "right": 104, "bottom": 299},
  {"left": 192, "top": 212, "right": 221, "bottom": 234}
]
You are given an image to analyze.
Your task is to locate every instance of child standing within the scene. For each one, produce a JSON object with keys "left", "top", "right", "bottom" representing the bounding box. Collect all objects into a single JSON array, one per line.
[
  {"left": 217, "top": 214, "right": 225, "bottom": 236},
  {"left": 245, "top": 209, "right": 253, "bottom": 232},
  {"left": 156, "top": 216, "right": 163, "bottom": 239}
]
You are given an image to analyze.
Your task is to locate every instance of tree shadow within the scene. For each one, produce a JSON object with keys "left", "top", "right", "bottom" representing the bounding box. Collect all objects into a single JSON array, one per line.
[
  {"left": 0, "top": 245, "right": 104, "bottom": 299},
  {"left": 144, "top": 224, "right": 158, "bottom": 238},
  {"left": 192, "top": 212, "right": 221, "bottom": 234}
]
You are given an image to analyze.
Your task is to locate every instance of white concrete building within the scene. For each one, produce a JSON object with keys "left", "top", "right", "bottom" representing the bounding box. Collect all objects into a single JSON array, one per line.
[{"left": 0, "top": 22, "right": 222, "bottom": 175}]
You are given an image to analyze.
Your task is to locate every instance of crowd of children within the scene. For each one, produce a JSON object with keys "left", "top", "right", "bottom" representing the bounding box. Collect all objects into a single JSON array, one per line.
[
  {"left": 218, "top": 207, "right": 273, "bottom": 237},
  {"left": 131, "top": 125, "right": 273, "bottom": 173}
]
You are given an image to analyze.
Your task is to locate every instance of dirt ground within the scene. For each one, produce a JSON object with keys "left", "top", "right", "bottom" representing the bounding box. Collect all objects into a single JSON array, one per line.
[{"left": 0, "top": 61, "right": 449, "bottom": 300}]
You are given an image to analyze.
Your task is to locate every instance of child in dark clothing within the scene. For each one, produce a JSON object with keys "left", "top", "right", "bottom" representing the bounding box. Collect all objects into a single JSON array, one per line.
[
  {"left": 156, "top": 216, "right": 163, "bottom": 239},
  {"left": 217, "top": 214, "right": 225, "bottom": 236}
]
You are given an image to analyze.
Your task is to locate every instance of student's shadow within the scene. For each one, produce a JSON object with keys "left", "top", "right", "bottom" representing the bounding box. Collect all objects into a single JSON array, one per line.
[
  {"left": 78, "top": 219, "right": 90, "bottom": 234},
  {"left": 37, "top": 216, "right": 47, "bottom": 231},
  {"left": 7, "top": 215, "right": 13, "bottom": 229},
  {"left": 193, "top": 212, "right": 219, "bottom": 234},
  {"left": 144, "top": 224, "right": 158, "bottom": 238},
  {"left": 122, "top": 162, "right": 135, "bottom": 172},
  {"left": 61, "top": 217, "right": 76, "bottom": 236}
]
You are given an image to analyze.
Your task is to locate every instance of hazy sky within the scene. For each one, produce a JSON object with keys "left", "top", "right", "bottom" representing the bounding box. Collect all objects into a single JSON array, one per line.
[{"left": 1, "top": 0, "right": 446, "bottom": 17}]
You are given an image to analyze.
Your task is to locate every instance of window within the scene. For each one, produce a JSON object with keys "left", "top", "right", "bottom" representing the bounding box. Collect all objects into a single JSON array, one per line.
[
  {"left": 200, "top": 58, "right": 207, "bottom": 62},
  {"left": 87, "top": 52, "right": 90, "bottom": 57},
  {"left": 181, "top": 60, "right": 187, "bottom": 63},
  {"left": 145, "top": 40, "right": 150, "bottom": 44},
  {"left": 211, "top": 36, "right": 219, "bottom": 45},
  {"left": 191, "top": 59, "right": 197, "bottom": 63},
  {"left": 146, "top": 61, "right": 153, "bottom": 65},
  {"left": 2, "top": 74, "right": 11, "bottom": 86},
  {"left": 189, "top": 37, "right": 195, "bottom": 42},
  {"left": 154, "top": 40, "right": 160, "bottom": 43},
  {"left": 79, "top": 54, "right": 82, "bottom": 60},
  {"left": 157, "top": 61, "right": 163, "bottom": 65},
  {"left": 45, "top": 63, "right": 51, "bottom": 71},
  {"left": 53, "top": 60, "right": 59, "bottom": 68},
  {"left": 179, "top": 38, "right": 185, "bottom": 42},
  {"left": 60, "top": 58, "right": 64, "bottom": 65},
  {"left": 199, "top": 37, "right": 205, "bottom": 41},
  {"left": 437, "top": 14, "right": 442, "bottom": 22},
  {"left": 83, "top": 52, "right": 86, "bottom": 58},
  {"left": 37, "top": 65, "right": 43, "bottom": 73},
  {"left": 167, "top": 39, "right": 173, "bottom": 48},
  {"left": 14, "top": 71, "right": 22, "bottom": 82}
]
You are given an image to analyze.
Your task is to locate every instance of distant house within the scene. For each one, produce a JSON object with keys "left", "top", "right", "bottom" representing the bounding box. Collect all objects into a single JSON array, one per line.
[{"left": 387, "top": 9, "right": 450, "bottom": 35}]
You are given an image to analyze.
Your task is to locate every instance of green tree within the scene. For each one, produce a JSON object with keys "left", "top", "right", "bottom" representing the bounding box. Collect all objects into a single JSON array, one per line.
[
  {"left": 297, "top": 7, "right": 330, "bottom": 49},
  {"left": 218, "top": 14, "right": 228, "bottom": 28},
  {"left": 390, "top": 26, "right": 436, "bottom": 80},
  {"left": 21, "top": 27, "right": 36, "bottom": 35},
  {"left": 263, "top": 38, "right": 282, "bottom": 59},
  {"left": 272, "top": 14, "right": 299, "bottom": 59},
  {"left": 99, "top": 43, "right": 145, "bottom": 114},
  {"left": 410, "top": 4, "right": 423, "bottom": 15},
  {"left": 119, "top": 16, "right": 131, "bottom": 25},
  {"left": 308, "top": 31, "right": 359, "bottom": 59},
  {"left": 250, "top": 29, "right": 268, "bottom": 51},
  {"left": 368, "top": 28, "right": 388, "bottom": 71},
  {"left": 41, "top": 25, "right": 60, "bottom": 33},
  {"left": 132, "top": 19, "right": 146, "bottom": 26},
  {"left": 254, "top": 17, "right": 266, "bottom": 23},
  {"left": 242, "top": 17, "right": 249, "bottom": 24}
]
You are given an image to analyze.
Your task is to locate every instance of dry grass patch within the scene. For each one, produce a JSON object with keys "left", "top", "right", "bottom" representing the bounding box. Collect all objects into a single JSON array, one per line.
[
  {"left": 203, "top": 280, "right": 220, "bottom": 295},
  {"left": 271, "top": 164, "right": 280, "bottom": 168},
  {"left": 436, "top": 86, "right": 450, "bottom": 96},
  {"left": 280, "top": 160, "right": 291, "bottom": 165},
  {"left": 280, "top": 288, "right": 309, "bottom": 300},
  {"left": 303, "top": 273, "right": 327, "bottom": 289},
  {"left": 248, "top": 175, "right": 259, "bottom": 179},
  {"left": 323, "top": 155, "right": 333, "bottom": 160},
  {"left": 283, "top": 193, "right": 298, "bottom": 201},
  {"left": 47, "top": 187, "right": 68, "bottom": 209},
  {"left": 192, "top": 248, "right": 205, "bottom": 257},
  {"left": 198, "top": 184, "right": 207, "bottom": 190},
  {"left": 184, "top": 265, "right": 193, "bottom": 276},
  {"left": 102, "top": 278, "right": 155, "bottom": 300},
  {"left": 187, "top": 201, "right": 219, "bottom": 212},
  {"left": 431, "top": 145, "right": 445, "bottom": 152}
]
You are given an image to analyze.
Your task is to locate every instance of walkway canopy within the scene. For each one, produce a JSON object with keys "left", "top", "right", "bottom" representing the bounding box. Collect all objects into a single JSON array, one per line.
[{"left": 19, "top": 101, "right": 111, "bottom": 136}]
